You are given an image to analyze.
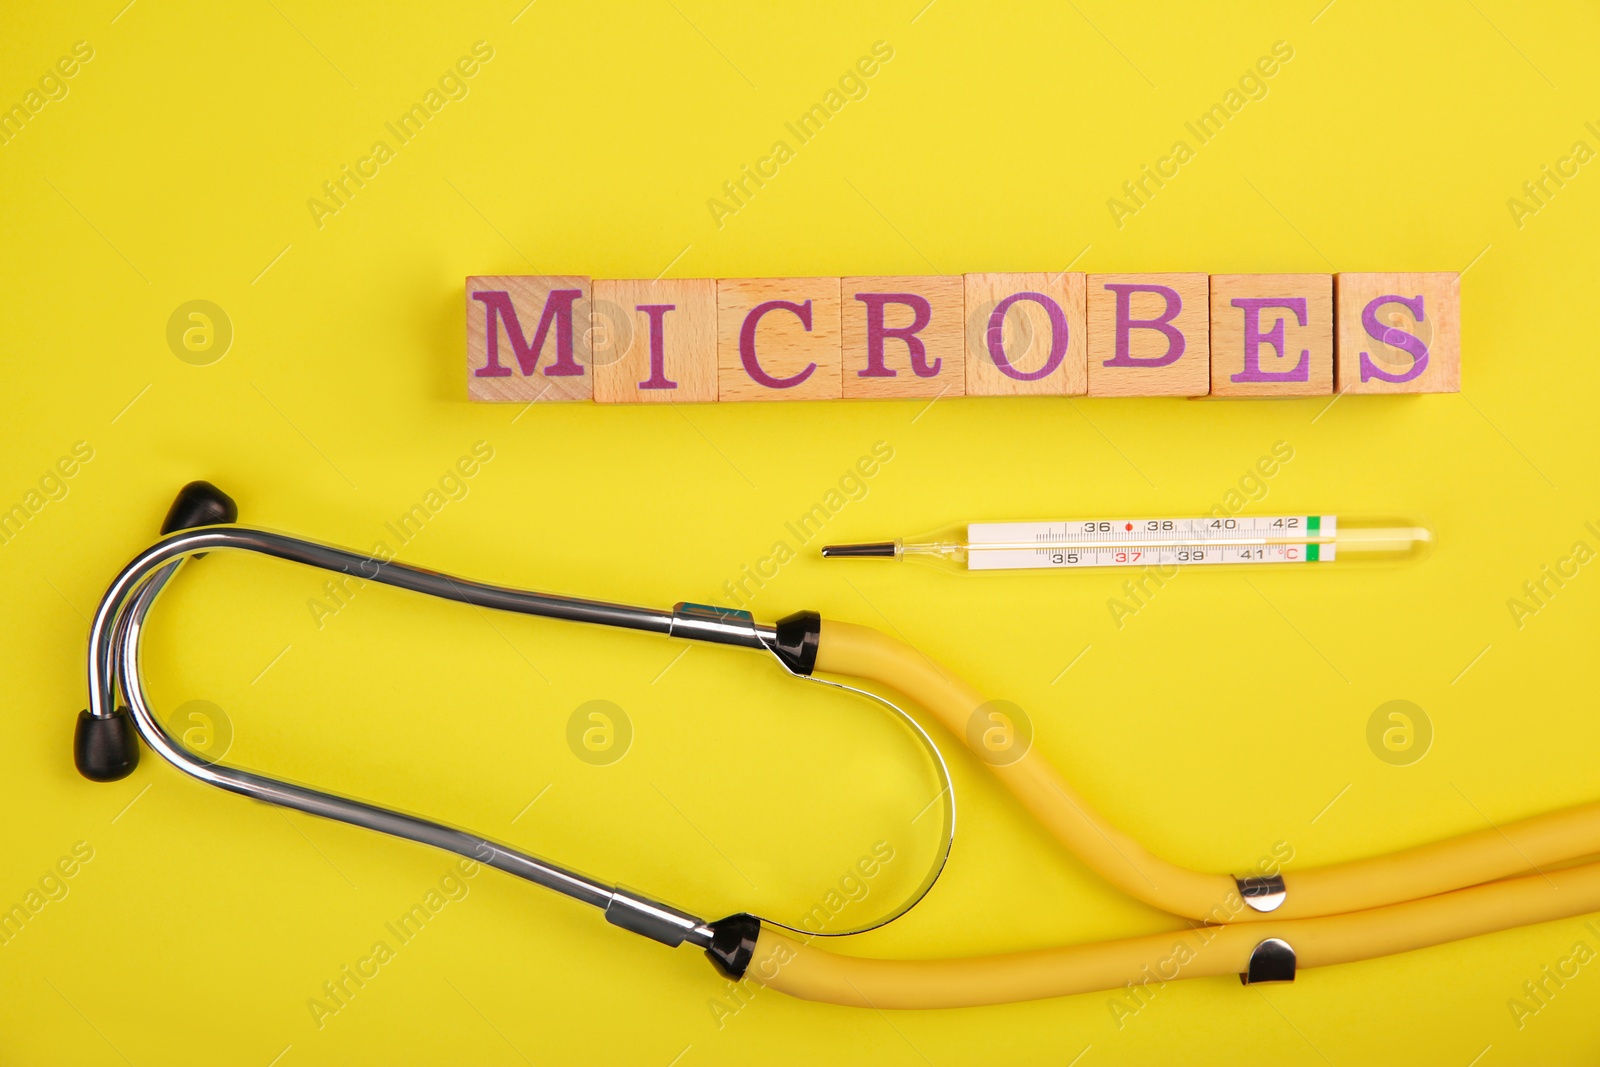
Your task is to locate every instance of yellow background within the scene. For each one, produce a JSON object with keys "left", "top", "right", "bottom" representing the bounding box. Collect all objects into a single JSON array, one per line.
[{"left": 3, "top": 1, "right": 1598, "bottom": 1063}]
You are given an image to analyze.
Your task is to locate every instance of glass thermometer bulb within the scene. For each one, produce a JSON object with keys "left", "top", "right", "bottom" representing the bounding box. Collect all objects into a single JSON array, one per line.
[{"left": 822, "top": 515, "right": 1432, "bottom": 571}]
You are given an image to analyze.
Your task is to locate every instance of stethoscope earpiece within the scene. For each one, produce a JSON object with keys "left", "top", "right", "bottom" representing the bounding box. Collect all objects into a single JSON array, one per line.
[
  {"left": 72, "top": 706, "right": 139, "bottom": 782},
  {"left": 160, "top": 480, "right": 237, "bottom": 537}
]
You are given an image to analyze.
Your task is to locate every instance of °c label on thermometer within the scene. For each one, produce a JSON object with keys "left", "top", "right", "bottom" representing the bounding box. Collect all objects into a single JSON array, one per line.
[{"left": 965, "top": 516, "right": 1338, "bottom": 570}]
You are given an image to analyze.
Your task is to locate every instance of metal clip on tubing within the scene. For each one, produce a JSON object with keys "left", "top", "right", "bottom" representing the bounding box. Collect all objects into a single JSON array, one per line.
[{"left": 76, "top": 483, "right": 1600, "bottom": 1007}]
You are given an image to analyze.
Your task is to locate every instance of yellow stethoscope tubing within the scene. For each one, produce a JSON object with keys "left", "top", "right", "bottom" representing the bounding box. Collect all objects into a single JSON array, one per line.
[
  {"left": 817, "top": 619, "right": 1600, "bottom": 925},
  {"left": 727, "top": 618, "right": 1600, "bottom": 1007},
  {"left": 748, "top": 856, "right": 1600, "bottom": 1008}
]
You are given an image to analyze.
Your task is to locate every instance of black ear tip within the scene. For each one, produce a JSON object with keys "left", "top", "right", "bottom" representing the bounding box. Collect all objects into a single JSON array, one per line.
[
  {"left": 161, "top": 481, "right": 238, "bottom": 535},
  {"left": 74, "top": 708, "right": 140, "bottom": 782}
]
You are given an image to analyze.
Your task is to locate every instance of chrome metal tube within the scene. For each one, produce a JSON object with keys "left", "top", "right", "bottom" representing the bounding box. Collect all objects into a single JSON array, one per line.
[
  {"left": 112, "top": 555, "right": 716, "bottom": 947},
  {"left": 88, "top": 525, "right": 771, "bottom": 721}
]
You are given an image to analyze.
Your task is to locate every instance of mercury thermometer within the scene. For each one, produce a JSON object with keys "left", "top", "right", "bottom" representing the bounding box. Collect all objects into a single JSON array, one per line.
[{"left": 821, "top": 515, "right": 1432, "bottom": 571}]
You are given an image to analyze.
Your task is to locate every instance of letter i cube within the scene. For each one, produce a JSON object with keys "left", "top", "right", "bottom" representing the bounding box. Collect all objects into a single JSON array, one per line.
[{"left": 592, "top": 279, "right": 718, "bottom": 403}]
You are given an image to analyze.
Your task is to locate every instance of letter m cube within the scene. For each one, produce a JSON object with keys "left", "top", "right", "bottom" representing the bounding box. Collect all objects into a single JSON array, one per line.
[{"left": 467, "top": 276, "right": 592, "bottom": 401}]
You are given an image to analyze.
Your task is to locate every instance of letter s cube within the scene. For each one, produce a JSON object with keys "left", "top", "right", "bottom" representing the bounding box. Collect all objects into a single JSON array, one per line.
[{"left": 1334, "top": 272, "right": 1460, "bottom": 394}]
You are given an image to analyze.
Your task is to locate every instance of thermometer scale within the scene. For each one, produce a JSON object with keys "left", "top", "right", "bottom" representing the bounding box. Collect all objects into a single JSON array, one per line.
[{"left": 822, "top": 515, "right": 1432, "bottom": 571}]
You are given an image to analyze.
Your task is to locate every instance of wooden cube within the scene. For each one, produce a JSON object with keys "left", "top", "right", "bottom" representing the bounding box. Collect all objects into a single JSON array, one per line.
[
  {"left": 591, "top": 279, "right": 717, "bottom": 403},
  {"left": 467, "top": 276, "right": 592, "bottom": 402},
  {"left": 716, "top": 278, "right": 843, "bottom": 402},
  {"left": 1334, "top": 272, "right": 1461, "bottom": 394},
  {"left": 1209, "top": 274, "right": 1332, "bottom": 397},
  {"left": 1087, "top": 273, "right": 1209, "bottom": 397},
  {"left": 964, "top": 273, "right": 1087, "bottom": 397},
  {"left": 839, "top": 276, "right": 965, "bottom": 399}
]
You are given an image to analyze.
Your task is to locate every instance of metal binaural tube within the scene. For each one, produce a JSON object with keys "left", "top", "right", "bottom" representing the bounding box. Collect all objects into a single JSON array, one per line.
[
  {"left": 111, "top": 559, "right": 717, "bottom": 947},
  {"left": 87, "top": 524, "right": 775, "bottom": 721}
]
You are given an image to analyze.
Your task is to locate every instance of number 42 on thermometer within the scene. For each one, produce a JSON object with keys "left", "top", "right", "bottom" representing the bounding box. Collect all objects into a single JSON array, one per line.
[{"left": 822, "top": 515, "right": 1433, "bottom": 571}]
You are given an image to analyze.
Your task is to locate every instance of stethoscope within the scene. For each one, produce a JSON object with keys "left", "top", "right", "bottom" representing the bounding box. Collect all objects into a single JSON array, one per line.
[{"left": 75, "top": 482, "right": 1600, "bottom": 1008}]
